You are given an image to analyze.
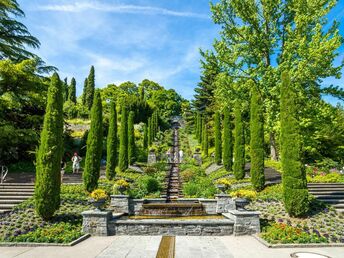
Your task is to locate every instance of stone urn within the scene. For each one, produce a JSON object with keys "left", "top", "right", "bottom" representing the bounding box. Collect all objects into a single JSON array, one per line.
[
  {"left": 90, "top": 198, "right": 106, "bottom": 211},
  {"left": 235, "top": 198, "right": 250, "bottom": 210},
  {"left": 117, "top": 185, "right": 127, "bottom": 195},
  {"left": 216, "top": 184, "right": 226, "bottom": 194}
]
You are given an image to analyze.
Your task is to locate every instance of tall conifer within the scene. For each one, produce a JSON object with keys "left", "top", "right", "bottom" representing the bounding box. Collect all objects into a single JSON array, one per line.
[
  {"left": 82, "top": 78, "right": 88, "bottom": 106},
  {"left": 86, "top": 66, "right": 95, "bottom": 109},
  {"left": 280, "top": 71, "right": 308, "bottom": 216},
  {"left": 118, "top": 105, "right": 128, "bottom": 171},
  {"left": 35, "top": 73, "right": 64, "bottom": 220},
  {"left": 68, "top": 77, "right": 76, "bottom": 103},
  {"left": 143, "top": 123, "right": 148, "bottom": 149},
  {"left": 214, "top": 111, "right": 222, "bottom": 164},
  {"left": 233, "top": 102, "right": 245, "bottom": 179},
  {"left": 250, "top": 83, "right": 265, "bottom": 191},
  {"left": 106, "top": 101, "right": 117, "bottom": 180},
  {"left": 128, "top": 111, "right": 135, "bottom": 165},
  {"left": 147, "top": 117, "right": 152, "bottom": 146},
  {"left": 202, "top": 119, "right": 208, "bottom": 157},
  {"left": 83, "top": 91, "right": 103, "bottom": 192},
  {"left": 223, "top": 106, "right": 233, "bottom": 171}
]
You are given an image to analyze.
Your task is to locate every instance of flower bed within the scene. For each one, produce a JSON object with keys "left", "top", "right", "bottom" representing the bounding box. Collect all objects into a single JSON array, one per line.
[{"left": 247, "top": 199, "right": 344, "bottom": 244}]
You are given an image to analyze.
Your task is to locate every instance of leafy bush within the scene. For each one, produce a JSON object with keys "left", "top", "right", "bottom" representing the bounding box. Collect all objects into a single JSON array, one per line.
[
  {"left": 144, "top": 166, "right": 157, "bottom": 174},
  {"left": 256, "top": 184, "right": 283, "bottom": 201},
  {"left": 180, "top": 168, "right": 197, "bottom": 182},
  {"left": 261, "top": 222, "right": 328, "bottom": 244},
  {"left": 307, "top": 172, "right": 344, "bottom": 183},
  {"left": 183, "top": 177, "right": 216, "bottom": 198},
  {"left": 8, "top": 161, "right": 36, "bottom": 173},
  {"left": 208, "top": 168, "right": 232, "bottom": 180},
  {"left": 265, "top": 159, "right": 282, "bottom": 173},
  {"left": 230, "top": 189, "right": 257, "bottom": 200}
]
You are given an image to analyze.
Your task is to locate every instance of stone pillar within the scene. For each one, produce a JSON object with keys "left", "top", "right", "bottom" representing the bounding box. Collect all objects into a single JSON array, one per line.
[
  {"left": 216, "top": 194, "right": 235, "bottom": 213},
  {"left": 147, "top": 152, "right": 157, "bottom": 164},
  {"left": 192, "top": 152, "right": 202, "bottom": 166},
  {"left": 110, "top": 195, "right": 129, "bottom": 214},
  {"left": 224, "top": 210, "right": 260, "bottom": 236},
  {"left": 81, "top": 210, "right": 112, "bottom": 236}
]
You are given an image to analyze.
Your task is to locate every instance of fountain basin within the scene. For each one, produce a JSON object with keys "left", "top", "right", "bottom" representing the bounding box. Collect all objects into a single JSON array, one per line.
[{"left": 140, "top": 202, "right": 206, "bottom": 216}]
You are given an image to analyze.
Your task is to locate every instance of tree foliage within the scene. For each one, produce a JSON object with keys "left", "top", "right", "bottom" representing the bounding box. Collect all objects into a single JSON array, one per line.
[
  {"left": 128, "top": 111, "right": 136, "bottom": 165},
  {"left": 118, "top": 105, "right": 128, "bottom": 171},
  {"left": 106, "top": 101, "right": 117, "bottom": 180},
  {"left": 83, "top": 91, "right": 103, "bottom": 192},
  {"left": 280, "top": 71, "right": 308, "bottom": 217},
  {"left": 233, "top": 102, "right": 245, "bottom": 180},
  {"left": 34, "top": 73, "right": 63, "bottom": 220},
  {"left": 214, "top": 111, "right": 222, "bottom": 164},
  {"left": 68, "top": 77, "right": 76, "bottom": 104},
  {"left": 85, "top": 66, "right": 95, "bottom": 110},
  {"left": 223, "top": 106, "right": 233, "bottom": 171}
]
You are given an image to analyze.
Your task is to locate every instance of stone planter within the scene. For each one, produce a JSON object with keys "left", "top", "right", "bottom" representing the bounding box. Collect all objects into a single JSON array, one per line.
[
  {"left": 117, "top": 186, "right": 127, "bottom": 195},
  {"left": 235, "top": 198, "right": 250, "bottom": 210},
  {"left": 91, "top": 198, "right": 106, "bottom": 211},
  {"left": 216, "top": 184, "right": 226, "bottom": 193}
]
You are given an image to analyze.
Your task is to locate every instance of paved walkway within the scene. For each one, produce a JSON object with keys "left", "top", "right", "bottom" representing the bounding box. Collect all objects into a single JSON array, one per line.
[{"left": 1, "top": 236, "right": 343, "bottom": 258}]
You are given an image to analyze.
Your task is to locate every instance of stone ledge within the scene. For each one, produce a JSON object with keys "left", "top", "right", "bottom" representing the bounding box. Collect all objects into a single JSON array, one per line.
[
  {"left": 111, "top": 219, "right": 234, "bottom": 225},
  {"left": 253, "top": 235, "right": 344, "bottom": 248}
]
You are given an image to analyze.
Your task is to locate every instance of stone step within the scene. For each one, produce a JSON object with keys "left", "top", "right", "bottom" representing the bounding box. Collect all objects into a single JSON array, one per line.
[
  {"left": 0, "top": 204, "right": 17, "bottom": 209},
  {"left": 318, "top": 198, "right": 344, "bottom": 203},
  {"left": 0, "top": 199, "right": 23, "bottom": 204},
  {"left": 0, "top": 183, "right": 34, "bottom": 186},
  {"left": 336, "top": 209, "right": 344, "bottom": 214},
  {"left": 0, "top": 191, "right": 33, "bottom": 196},
  {"left": 0, "top": 189, "right": 34, "bottom": 193},
  {"left": 0, "top": 195, "right": 30, "bottom": 200},
  {"left": 308, "top": 183, "right": 344, "bottom": 186},
  {"left": 333, "top": 203, "right": 344, "bottom": 208},
  {"left": 309, "top": 188, "right": 344, "bottom": 192},
  {"left": 315, "top": 195, "right": 344, "bottom": 200}
]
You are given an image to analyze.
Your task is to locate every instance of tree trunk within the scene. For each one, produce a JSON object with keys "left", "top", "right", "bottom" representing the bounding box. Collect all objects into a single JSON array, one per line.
[{"left": 270, "top": 132, "right": 278, "bottom": 161}]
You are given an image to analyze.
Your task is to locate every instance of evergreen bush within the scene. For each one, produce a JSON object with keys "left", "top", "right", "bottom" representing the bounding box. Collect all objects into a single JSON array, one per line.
[
  {"left": 214, "top": 111, "right": 222, "bottom": 164},
  {"left": 118, "top": 105, "right": 128, "bottom": 171},
  {"left": 223, "top": 106, "right": 233, "bottom": 171},
  {"left": 106, "top": 101, "right": 117, "bottom": 180},
  {"left": 128, "top": 111, "right": 136, "bottom": 165},
  {"left": 233, "top": 101, "right": 245, "bottom": 179}
]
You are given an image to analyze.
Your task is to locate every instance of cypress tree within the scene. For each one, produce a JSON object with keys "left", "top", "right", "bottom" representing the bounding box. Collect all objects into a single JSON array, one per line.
[
  {"left": 143, "top": 123, "right": 148, "bottom": 149},
  {"left": 280, "top": 71, "right": 308, "bottom": 217},
  {"left": 86, "top": 66, "right": 95, "bottom": 109},
  {"left": 82, "top": 78, "right": 88, "bottom": 106},
  {"left": 214, "top": 111, "right": 222, "bottom": 164},
  {"left": 118, "top": 105, "right": 128, "bottom": 171},
  {"left": 196, "top": 112, "right": 201, "bottom": 142},
  {"left": 128, "top": 111, "right": 136, "bottom": 165},
  {"left": 202, "top": 119, "right": 208, "bottom": 157},
  {"left": 63, "top": 77, "right": 69, "bottom": 102},
  {"left": 150, "top": 116, "right": 154, "bottom": 143},
  {"left": 83, "top": 91, "right": 103, "bottom": 192},
  {"left": 35, "top": 73, "right": 64, "bottom": 220},
  {"left": 250, "top": 83, "right": 265, "bottom": 191},
  {"left": 198, "top": 113, "right": 203, "bottom": 144},
  {"left": 223, "top": 106, "right": 233, "bottom": 171},
  {"left": 68, "top": 77, "right": 76, "bottom": 103},
  {"left": 233, "top": 102, "right": 245, "bottom": 180},
  {"left": 147, "top": 117, "right": 152, "bottom": 146},
  {"left": 106, "top": 101, "right": 117, "bottom": 180}
]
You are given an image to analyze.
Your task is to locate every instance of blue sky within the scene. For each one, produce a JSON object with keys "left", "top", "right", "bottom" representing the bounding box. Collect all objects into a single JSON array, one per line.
[{"left": 18, "top": 0, "right": 343, "bottom": 104}]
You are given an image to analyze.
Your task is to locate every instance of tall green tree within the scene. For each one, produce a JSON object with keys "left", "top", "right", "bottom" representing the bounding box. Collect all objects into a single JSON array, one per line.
[
  {"left": 197, "top": 113, "right": 202, "bottom": 144},
  {"left": 233, "top": 102, "right": 245, "bottom": 180},
  {"left": 223, "top": 106, "right": 233, "bottom": 171},
  {"left": 147, "top": 117, "right": 152, "bottom": 146},
  {"left": 83, "top": 91, "right": 103, "bottom": 192},
  {"left": 211, "top": 0, "right": 343, "bottom": 160},
  {"left": 250, "top": 82, "right": 265, "bottom": 191},
  {"left": 68, "top": 77, "right": 76, "bottom": 103},
  {"left": 202, "top": 118, "right": 208, "bottom": 157},
  {"left": 106, "top": 101, "right": 117, "bottom": 180},
  {"left": 118, "top": 105, "right": 128, "bottom": 171},
  {"left": 34, "top": 73, "right": 63, "bottom": 220},
  {"left": 128, "top": 111, "right": 136, "bottom": 165},
  {"left": 195, "top": 112, "right": 201, "bottom": 140},
  {"left": 214, "top": 111, "right": 222, "bottom": 164},
  {"left": 193, "top": 50, "right": 221, "bottom": 118},
  {"left": 82, "top": 78, "right": 88, "bottom": 106},
  {"left": 280, "top": 71, "right": 308, "bottom": 217},
  {"left": 143, "top": 123, "right": 148, "bottom": 149},
  {"left": 63, "top": 77, "right": 68, "bottom": 102},
  {"left": 86, "top": 66, "right": 95, "bottom": 109}
]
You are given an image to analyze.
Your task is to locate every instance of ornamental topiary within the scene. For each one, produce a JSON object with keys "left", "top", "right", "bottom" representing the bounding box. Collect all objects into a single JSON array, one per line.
[
  {"left": 106, "top": 101, "right": 117, "bottom": 180},
  {"left": 280, "top": 71, "right": 309, "bottom": 217},
  {"left": 233, "top": 101, "right": 245, "bottom": 180},
  {"left": 35, "top": 73, "right": 64, "bottom": 220},
  {"left": 223, "top": 106, "right": 233, "bottom": 171},
  {"left": 128, "top": 111, "right": 136, "bottom": 165},
  {"left": 249, "top": 82, "right": 265, "bottom": 191},
  {"left": 118, "top": 105, "right": 128, "bottom": 172},
  {"left": 83, "top": 90, "right": 103, "bottom": 192}
]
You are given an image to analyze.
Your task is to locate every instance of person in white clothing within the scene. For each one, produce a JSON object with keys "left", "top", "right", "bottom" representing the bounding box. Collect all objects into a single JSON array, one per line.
[
  {"left": 71, "top": 152, "right": 82, "bottom": 174},
  {"left": 179, "top": 150, "right": 184, "bottom": 163}
]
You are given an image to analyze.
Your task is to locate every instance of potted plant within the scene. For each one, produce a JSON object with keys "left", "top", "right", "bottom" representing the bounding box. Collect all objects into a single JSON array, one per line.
[
  {"left": 215, "top": 178, "right": 232, "bottom": 193},
  {"left": 113, "top": 179, "right": 130, "bottom": 195},
  {"left": 90, "top": 189, "right": 108, "bottom": 211},
  {"left": 230, "top": 189, "right": 257, "bottom": 210}
]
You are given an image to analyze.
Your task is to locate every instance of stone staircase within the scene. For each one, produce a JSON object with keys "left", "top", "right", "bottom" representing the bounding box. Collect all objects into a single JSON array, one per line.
[
  {"left": 161, "top": 129, "right": 183, "bottom": 201},
  {"left": 0, "top": 183, "right": 34, "bottom": 214},
  {"left": 308, "top": 183, "right": 344, "bottom": 213}
]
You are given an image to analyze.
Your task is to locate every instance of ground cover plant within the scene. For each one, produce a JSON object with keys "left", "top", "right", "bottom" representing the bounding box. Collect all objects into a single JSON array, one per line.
[{"left": 0, "top": 184, "right": 92, "bottom": 243}]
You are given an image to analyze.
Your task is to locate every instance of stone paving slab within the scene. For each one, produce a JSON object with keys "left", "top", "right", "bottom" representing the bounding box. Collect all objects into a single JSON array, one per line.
[{"left": 1, "top": 235, "right": 344, "bottom": 258}]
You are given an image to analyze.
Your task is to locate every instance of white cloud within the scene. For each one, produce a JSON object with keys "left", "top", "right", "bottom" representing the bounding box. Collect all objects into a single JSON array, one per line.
[{"left": 37, "top": 1, "right": 208, "bottom": 19}]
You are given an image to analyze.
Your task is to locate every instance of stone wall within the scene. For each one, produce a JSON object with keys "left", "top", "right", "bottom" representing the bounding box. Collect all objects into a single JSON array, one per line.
[
  {"left": 223, "top": 210, "right": 260, "bottom": 236},
  {"left": 110, "top": 195, "right": 129, "bottom": 213},
  {"left": 108, "top": 219, "right": 234, "bottom": 236},
  {"left": 81, "top": 210, "right": 112, "bottom": 236}
]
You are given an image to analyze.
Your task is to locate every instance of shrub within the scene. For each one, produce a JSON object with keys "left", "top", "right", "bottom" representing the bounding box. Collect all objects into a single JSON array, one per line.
[
  {"left": 223, "top": 106, "right": 233, "bottom": 171},
  {"left": 183, "top": 177, "right": 216, "bottom": 198},
  {"left": 180, "top": 168, "right": 196, "bottom": 182},
  {"left": 106, "top": 101, "right": 117, "bottom": 180},
  {"left": 144, "top": 166, "right": 157, "bottom": 174},
  {"left": 230, "top": 189, "right": 257, "bottom": 200},
  {"left": 256, "top": 184, "right": 283, "bottom": 201},
  {"left": 214, "top": 111, "right": 222, "bottom": 164},
  {"left": 307, "top": 173, "right": 344, "bottom": 183},
  {"left": 119, "top": 105, "right": 128, "bottom": 171},
  {"left": 233, "top": 101, "right": 245, "bottom": 179}
]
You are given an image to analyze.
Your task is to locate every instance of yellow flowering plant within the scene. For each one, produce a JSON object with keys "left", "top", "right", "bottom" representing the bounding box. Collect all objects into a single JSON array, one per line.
[
  {"left": 90, "top": 189, "right": 108, "bottom": 201},
  {"left": 230, "top": 189, "right": 257, "bottom": 200},
  {"left": 113, "top": 179, "right": 130, "bottom": 194}
]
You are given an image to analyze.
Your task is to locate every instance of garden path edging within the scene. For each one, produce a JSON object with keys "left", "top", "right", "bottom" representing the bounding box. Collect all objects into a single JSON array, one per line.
[
  {"left": 0, "top": 233, "right": 90, "bottom": 247},
  {"left": 252, "top": 234, "right": 344, "bottom": 248}
]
